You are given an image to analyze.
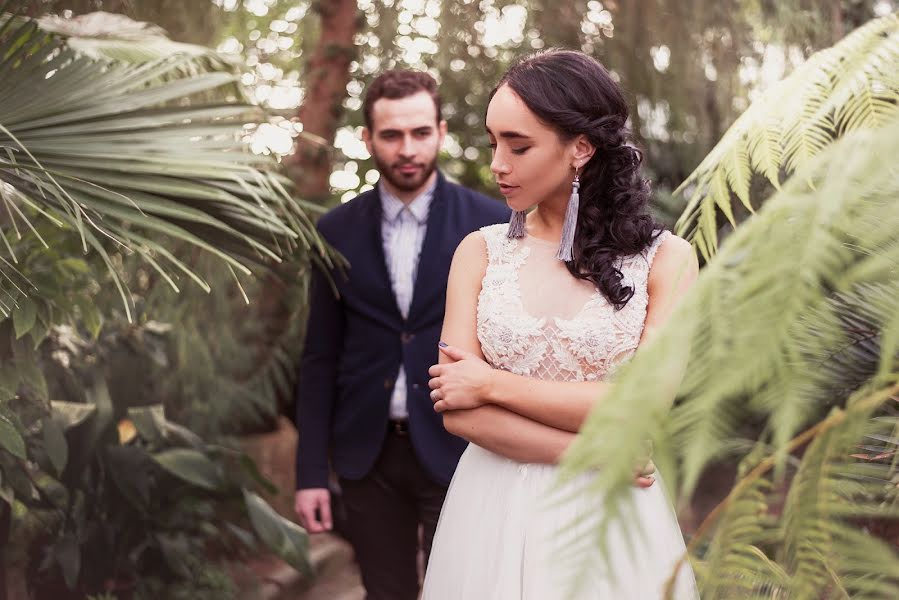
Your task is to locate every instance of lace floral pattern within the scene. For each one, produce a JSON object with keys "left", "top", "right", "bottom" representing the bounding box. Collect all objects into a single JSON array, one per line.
[
  {"left": 477, "top": 229, "right": 548, "bottom": 376},
  {"left": 476, "top": 224, "right": 669, "bottom": 382}
]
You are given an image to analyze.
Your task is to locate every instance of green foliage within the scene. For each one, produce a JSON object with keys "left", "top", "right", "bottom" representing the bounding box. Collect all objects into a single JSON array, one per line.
[
  {"left": 132, "top": 556, "right": 238, "bottom": 600},
  {"left": 15, "top": 379, "right": 310, "bottom": 596},
  {"left": 0, "top": 9, "right": 337, "bottom": 322},
  {"left": 675, "top": 14, "right": 899, "bottom": 259},
  {"left": 139, "top": 253, "right": 312, "bottom": 436},
  {"left": 560, "top": 115, "right": 899, "bottom": 597},
  {"left": 0, "top": 8, "right": 322, "bottom": 596}
]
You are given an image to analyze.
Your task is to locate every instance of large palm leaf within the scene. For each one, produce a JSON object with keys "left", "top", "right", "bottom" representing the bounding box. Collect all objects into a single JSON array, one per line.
[
  {"left": 560, "top": 116, "right": 899, "bottom": 598},
  {"left": 0, "top": 8, "right": 336, "bottom": 324},
  {"left": 673, "top": 14, "right": 899, "bottom": 260}
]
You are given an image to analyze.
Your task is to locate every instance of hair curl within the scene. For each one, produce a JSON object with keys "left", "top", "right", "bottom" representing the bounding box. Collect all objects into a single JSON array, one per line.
[{"left": 492, "top": 50, "right": 662, "bottom": 309}]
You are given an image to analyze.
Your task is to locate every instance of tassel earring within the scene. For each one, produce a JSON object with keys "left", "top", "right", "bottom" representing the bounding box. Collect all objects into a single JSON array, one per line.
[
  {"left": 557, "top": 167, "right": 580, "bottom": 261},
  {"left": 506, "top": 209, "right": 527, "bottom": 239}
]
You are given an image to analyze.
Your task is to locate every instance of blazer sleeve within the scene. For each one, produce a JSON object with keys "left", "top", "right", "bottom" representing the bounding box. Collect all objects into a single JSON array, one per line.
[{"left": 295, "top": 247, "right": 345, "bottom": 490}]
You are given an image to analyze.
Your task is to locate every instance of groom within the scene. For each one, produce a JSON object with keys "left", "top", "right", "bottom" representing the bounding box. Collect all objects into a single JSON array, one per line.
[{"left": 293, "top": 70, "right": 510, "bottom": 599}]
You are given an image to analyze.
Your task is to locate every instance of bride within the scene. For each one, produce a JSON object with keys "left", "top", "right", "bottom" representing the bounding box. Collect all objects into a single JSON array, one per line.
[{"left": 421, "top": 50, "right": 700, "bottom": 599}]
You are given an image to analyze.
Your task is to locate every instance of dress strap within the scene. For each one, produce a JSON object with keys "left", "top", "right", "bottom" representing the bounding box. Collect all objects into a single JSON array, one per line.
[{"left": 479, "top": 223, "right": 513, "bottom": 266}]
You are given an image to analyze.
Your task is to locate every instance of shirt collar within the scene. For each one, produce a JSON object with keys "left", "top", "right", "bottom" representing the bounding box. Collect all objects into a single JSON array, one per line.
[{"left": 379, "top": 178, "right": 436, "bottom": 225}]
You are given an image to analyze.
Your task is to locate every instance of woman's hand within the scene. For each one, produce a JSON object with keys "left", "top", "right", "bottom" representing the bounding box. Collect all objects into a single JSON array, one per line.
[{"left": 428, "top": 343, "right": 495, "bottom": 412}]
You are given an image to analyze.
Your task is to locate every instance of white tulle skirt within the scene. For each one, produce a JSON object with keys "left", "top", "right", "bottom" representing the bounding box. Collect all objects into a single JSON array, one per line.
[{"left": 422, "top": 444, "right": 699, "bottom": 600}]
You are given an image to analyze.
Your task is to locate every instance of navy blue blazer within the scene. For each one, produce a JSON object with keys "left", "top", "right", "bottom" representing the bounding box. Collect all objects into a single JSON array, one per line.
[{"left": 295, "top": 172, "right": 511, "bottom": 489}]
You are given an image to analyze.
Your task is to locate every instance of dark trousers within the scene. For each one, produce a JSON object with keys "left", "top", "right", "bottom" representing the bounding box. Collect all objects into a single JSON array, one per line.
[{"left": 339, "top": 429, "right": 449, "bottom": 600}]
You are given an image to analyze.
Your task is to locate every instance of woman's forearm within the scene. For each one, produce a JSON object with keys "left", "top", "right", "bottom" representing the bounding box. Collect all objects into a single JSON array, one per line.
[
  {"left": 483, "top": 369, "right": 610, "bottom": 432},
  {"left": 443, "top": 404, "right": 575, "bottom": 464}
]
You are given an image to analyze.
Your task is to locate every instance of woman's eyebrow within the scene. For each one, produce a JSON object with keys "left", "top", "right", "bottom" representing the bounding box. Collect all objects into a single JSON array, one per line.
[{"left": 485, "top": 126, "right": 532, "bottom": 140}]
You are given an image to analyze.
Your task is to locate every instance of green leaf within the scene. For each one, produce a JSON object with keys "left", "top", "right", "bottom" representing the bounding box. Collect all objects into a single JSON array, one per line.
[
  {"left": 127, "top": 404, "right": 165, "bottom": 443},
  {"left": 161, "top": 420, "right": 204, "bottom": 448},
  {"left": 152, "top": 448, "right": 223, "bottom": 491},
  {"left": 12, "top": 297, "right": 37, "bottom": 339},
  {"left": 155, "top": 533, "right": 193, "bottom": 578},
  {"left": 0, "top": 363, "right": 18, "bottom": 401},
  {"left": 55, "top": 533, "right": 81, "bottom": 590},
  {"left": 42, "top": 416, "right": 67, "bottom": 475},
  {"left": 50, "top": 401, "right": 96, "bottom": 430},
  {"left": 0, "top": 455, "right": 34, "bottom": 504},
  {"left": 105, "top": 445, "right": 151, "bottom": 511},
  {"left": 0, "top": 415, "right": 26, "bottom": 459},
  {"left": 239, "top": 453, "right": 279, "bottom": 496},
  {"left": 56, "top": 257, "right": 90, "bottom": 274},
  {"left": 243, "top": 488, "right": 312, "bottom": 577},
  {"left": 75, "top": 297, "right": 102, "bottom": 340}
]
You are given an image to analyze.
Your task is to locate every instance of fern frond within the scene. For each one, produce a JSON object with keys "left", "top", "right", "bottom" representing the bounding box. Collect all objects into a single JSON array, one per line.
[
  {"left": 782, "top": 401, "right": 899, "bottom": 599},
  {"left": 674, "top": 14, "right": 899, "bottom": 255},
  {"left": 694, "top": 473, "right": 784, "bottom": 598},
  {"left": 560, "top": 117, "right": 899, "bottom": 599}
]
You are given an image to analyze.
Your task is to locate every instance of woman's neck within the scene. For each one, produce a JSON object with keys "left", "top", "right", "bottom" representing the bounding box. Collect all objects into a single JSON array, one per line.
[{"left": 527, "top": 191, "right": 570, "bottom": 242}]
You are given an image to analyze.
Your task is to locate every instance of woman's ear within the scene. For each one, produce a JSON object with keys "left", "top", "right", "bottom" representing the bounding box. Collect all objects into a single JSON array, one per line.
[{"left": 572, "top": 134, "right": 596, "bottom": 168}]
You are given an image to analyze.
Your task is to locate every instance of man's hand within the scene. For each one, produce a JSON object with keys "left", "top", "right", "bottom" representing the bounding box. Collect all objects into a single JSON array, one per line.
[{"left": 294, "top": 488, "right": 332, "bottom": 533}]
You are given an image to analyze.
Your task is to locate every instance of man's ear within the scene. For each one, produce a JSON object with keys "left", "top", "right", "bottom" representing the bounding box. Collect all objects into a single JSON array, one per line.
[
  {"left": 437, "top": 119, "right": 448, "bottom": 145},
  {"left": 362, "top": 126, "right": 374, "bottom": 154},
  {"left": 572, "top": 134, "right": 596, "bottom": 166}
]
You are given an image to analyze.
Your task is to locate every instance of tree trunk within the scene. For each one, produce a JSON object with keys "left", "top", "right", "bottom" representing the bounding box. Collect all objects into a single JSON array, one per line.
[
  {"left": 831, "top": 0, "right": 844, "bottom": 43},
  {"left": 253, "top": 2, "right": 359, "bottom": 432},
  {"left": 283, "top": 0, "right": 360, "bottom": 202}
]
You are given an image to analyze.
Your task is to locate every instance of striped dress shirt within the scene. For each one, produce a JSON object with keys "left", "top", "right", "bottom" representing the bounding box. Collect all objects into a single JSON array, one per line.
[{"left": 380, "top": 180, "right": 436, "bottom": 419}]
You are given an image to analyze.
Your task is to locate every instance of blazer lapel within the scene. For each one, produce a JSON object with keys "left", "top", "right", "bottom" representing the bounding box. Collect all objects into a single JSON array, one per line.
[
  {"left": 361, "top": 190, "right": 404, "bottom": 323},
  {"left": 407, "top": 174, "right": 449, "bottom": 324}
]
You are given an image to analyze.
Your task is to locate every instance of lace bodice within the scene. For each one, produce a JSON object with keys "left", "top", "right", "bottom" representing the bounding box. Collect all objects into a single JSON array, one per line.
[{"left": 476, "top": 224, "right": 670, "bottom": 382}]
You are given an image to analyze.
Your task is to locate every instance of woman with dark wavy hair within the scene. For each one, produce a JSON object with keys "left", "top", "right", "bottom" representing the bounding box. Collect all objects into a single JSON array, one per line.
[{"left": 422, "top": 50, "right": 699, "bottom": 598}]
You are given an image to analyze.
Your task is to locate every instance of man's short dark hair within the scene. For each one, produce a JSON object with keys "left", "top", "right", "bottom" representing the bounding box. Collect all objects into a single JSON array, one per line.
[{"left": 363, "top": 70, "right": 442, "bottom": 130}]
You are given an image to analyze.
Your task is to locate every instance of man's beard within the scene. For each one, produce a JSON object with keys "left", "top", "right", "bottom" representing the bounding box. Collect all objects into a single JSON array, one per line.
[{"left": 372, "top": 150, "right": 438, "bottom": 193}]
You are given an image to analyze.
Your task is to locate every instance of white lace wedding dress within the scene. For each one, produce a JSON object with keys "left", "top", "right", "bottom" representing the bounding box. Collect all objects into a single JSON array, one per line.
[{"left": 421, "top": 224, "right": 698, "bottom": 599}]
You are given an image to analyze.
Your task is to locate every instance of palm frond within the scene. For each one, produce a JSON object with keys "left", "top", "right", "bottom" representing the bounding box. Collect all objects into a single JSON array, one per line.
[
  {"left": 560, "top": 116, "right": 899, "bottom": 598},
  {"left": 36, "top": 10, "right": 238, "bottom": 73},
  {"left": 674, "top": 14, "right": 899, "bottom": 260},
  {"left": 0, "top": 12, "right": 338, "bottom": 324}
]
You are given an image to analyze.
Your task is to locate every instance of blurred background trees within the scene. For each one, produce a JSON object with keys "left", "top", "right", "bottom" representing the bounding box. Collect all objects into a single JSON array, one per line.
[{"left": 42, "top": 0, "right": 893, "bottom": 216}]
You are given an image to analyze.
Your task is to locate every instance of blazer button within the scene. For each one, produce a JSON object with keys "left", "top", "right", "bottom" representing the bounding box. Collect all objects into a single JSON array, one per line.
[
  {"left": 384, "top": 378, "right": 393, "bottom": 390},
  {"left": 400, "top": 332, "right": 415, "bottom": 344},
  {"left": 412, "top": 383, "right": 421, "bottom": 390}
]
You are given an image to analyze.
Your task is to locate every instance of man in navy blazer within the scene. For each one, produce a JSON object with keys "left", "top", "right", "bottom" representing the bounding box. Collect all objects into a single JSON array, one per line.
[{"left": 294, "top": 70, "right": 510, "bottom": 600}]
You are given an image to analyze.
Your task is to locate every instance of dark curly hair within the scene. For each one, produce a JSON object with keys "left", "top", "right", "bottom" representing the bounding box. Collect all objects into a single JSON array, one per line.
[{"left": 491, "top": 49, "right": 662, "bottom": 309}]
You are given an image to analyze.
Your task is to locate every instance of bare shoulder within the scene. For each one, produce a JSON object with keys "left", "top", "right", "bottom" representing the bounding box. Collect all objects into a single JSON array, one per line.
[
  {"left": 649, "top": 233, "right": 699, "bottom": 292},
  {"left": 451, "top": 230, "right": 489, "bottom": 277},
  {"left": 656, "top": 232, "right": 695, "bottom": 262}
]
